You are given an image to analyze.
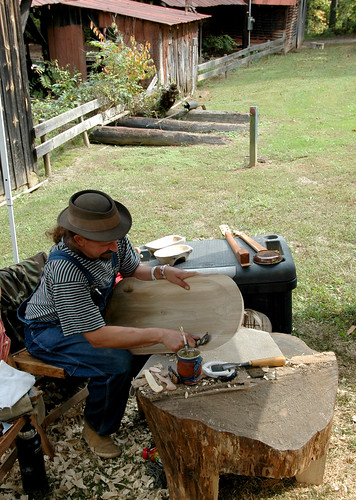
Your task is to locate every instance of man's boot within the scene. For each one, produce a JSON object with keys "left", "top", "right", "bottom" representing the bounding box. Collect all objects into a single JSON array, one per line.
[{"left": 82, "top": 421, "right": 120, "bottom": 458}]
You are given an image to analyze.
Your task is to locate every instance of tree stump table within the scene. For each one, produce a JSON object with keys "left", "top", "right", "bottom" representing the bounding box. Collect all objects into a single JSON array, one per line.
[{"left": 134, "top": 333, "right": 338, "bottom": 500}]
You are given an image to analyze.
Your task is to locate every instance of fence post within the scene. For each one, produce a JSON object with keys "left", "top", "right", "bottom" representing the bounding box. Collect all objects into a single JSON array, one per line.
[
  {"left": 80, "top": 116, "right": 90, "bottom": 147},
  {"left": 39, "top": 119, "right": 51, "bottom": 176},
  {"left": 249, "top": 106, "right": 258, "bottom": 167}
]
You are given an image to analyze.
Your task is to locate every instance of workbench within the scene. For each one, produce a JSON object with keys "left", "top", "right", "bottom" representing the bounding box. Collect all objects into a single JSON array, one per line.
[{"left": 133, "top": 334, "right": 338, "bottom": 500}]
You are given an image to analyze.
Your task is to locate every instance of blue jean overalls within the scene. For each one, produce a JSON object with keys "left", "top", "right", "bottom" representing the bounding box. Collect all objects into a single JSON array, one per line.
[{"left": 18, "top": 250, "right": 148, "bottom": 436}]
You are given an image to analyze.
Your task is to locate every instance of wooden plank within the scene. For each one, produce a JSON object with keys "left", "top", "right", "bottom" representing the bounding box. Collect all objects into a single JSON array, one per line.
[
  {"left": 101, "top": 106, "right": 127, "bottom": 125},
  {"left": 0, "top": 447, "right": 17, "bottom": 482},
  {"left": 0, "top": 0, "right": 34, "bottom": 193},
  {"left": 197, "top": 37, "right": 285, "bottom": 81},
  {"left": 198, "top": 44, "right": 284, "bottom": 81},
  {"left": 33, "top": 98, "right": 103, "bottom": 137},
  {"left": 198, "top": 38, "right": 284, "bottom": 73},
  {"left": 43, "top": 386, "right": 89, "bottom": 427},
  {"left": 34, "top": 114, "right": 103, "bottom": 159},
  {"left": 0, "top": 417, "right": 26, "bottom": 456},
  {"left": 12, "top": 348, "right": 67, "bottom": 378}
]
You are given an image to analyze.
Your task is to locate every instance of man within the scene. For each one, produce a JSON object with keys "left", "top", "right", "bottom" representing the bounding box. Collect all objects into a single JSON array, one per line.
[{"left": 18, "top": 190, "right": 198, "bottom": 458}]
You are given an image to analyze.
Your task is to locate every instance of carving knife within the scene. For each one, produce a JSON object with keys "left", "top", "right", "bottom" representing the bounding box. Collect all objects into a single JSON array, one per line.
[{"left": 210, "top": 355, "right": 286, "bottom": 372}]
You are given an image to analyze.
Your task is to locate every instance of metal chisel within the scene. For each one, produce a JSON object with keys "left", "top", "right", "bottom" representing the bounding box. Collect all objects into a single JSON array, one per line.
[{"left": 210, "top": 355, "right": 286, "bottom": 372}]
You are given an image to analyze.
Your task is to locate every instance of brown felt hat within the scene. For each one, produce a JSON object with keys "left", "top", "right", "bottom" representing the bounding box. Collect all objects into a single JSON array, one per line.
[{"left": 57, "top": 190, "right": 132, "bottom": 241}]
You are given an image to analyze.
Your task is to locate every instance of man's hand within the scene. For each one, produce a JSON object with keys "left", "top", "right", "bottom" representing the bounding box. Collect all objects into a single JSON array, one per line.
[
  {"left": 163, "top": 266, "right": 197, "bottom": 290},
  {"left": 160, "top": 328, "right": 200, "bottom": 352},
  {"left": 129, "top": 264, "right": 198, "bottom": 289},
  {"left": 84, "top": 325, "right": 200, "bottom": 352}
]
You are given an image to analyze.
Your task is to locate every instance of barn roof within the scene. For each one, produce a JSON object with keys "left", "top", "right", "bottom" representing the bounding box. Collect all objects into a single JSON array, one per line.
[
  {"left": 160, "top": 0, "right": 297, "bottom": 6},
  {"left": 31, "top": 0, "right": 211, "bottom": 25},
  {"left": 162, "top": 0, "right": 246, "bottom": 6},
  {"left": 161, "top": 0, "right": 245, "bottom": 6}
]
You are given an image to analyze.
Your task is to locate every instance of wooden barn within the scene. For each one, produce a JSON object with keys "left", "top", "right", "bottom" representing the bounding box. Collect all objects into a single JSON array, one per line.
[
  {"left": 0, "top": 0, "right": 36, "bottom": 197},
  {"left": 158, "top": 0, "right": 307, "bottom": 51},
  {"left": 30, "top": 0, "right": 210, "bottom": 96}
]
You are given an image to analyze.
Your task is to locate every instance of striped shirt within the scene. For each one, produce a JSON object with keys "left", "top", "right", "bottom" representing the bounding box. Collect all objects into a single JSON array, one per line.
[{"left": 25, "top": 237, "right": 140, "bottom": 336}]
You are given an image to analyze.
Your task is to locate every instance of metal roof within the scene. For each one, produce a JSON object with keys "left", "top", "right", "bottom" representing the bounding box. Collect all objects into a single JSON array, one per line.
[
  {"left": 252, "top": 0, "right": 297, "bottom": 5},
  {"left": 161, "top": 0, "right": 246, "bottom": 6},
  {"left": 31, "top": 0, "right": 211, "bottom": 25},
  {"left": 161, "top": 0, "right": 296, "bottom": 6}
]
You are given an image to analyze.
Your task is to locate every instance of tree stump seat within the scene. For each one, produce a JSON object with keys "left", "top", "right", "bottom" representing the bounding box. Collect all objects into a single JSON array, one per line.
[{"left": 134, "top": 333, "right": 338, "bottom": 500}]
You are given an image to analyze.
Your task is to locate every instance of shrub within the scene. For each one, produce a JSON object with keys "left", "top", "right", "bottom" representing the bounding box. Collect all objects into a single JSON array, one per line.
[
  {"left": 202, "top": 34, "right": 237, "bottom": 58},
  {"left": 30, "top": 26, "right": 157, "bottom": 123},
  {"left": 86, "top": 27, "right": 156, "bottom": 111}
]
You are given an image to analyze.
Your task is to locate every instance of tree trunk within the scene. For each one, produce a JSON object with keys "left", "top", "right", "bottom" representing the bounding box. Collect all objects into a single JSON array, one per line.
[
  {"left": 115, "top": 116, "right": 246, "bottom": 134},
  {"left": 134, "top": 335, "right": 338, "bottom": 500},
  {"left": 329, "top": 0, "right": 338, "bottom": 30},
  {"left": 90, "top": 126, "right": 229, "bottom": 146}
]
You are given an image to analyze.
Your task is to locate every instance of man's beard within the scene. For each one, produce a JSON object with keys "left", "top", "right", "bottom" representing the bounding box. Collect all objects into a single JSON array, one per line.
[{"left": 99, "top": 251, "right": 113, "bottom": 260}]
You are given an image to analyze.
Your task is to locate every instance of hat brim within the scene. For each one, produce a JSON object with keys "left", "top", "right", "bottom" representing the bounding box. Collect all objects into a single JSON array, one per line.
[{"left": 57, "top": 200, "right": 132, "bottom": 241}]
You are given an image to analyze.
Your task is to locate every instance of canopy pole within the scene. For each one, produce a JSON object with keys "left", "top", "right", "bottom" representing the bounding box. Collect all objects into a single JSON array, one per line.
[{"left": 0, "top": 91, "right": 19, "bottom": 263}]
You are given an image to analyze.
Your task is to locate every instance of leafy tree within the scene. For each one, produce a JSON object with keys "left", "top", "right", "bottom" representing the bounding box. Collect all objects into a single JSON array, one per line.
[{"left": 307, "top": 0, "right": 356, "bottom": 36}]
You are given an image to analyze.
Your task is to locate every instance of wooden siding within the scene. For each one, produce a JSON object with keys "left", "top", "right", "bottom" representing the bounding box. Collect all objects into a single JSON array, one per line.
[
  {"left": 0, "top": 0, "right": 36, "bottom": 196},
  {"left": 162, "top": 23, "right": 200, "bottom": 96},
  {"left": 47, "top": 24, "right": 87, "bottom": 78},
  {"left": 99, "top": 12, "right": 162, "bottom": 70},
  {"left": 98, "top": 13, "right": 199, "bottom": 95},
  {"left": 200, "top": 1, "right": 304, "bottom": 50}
]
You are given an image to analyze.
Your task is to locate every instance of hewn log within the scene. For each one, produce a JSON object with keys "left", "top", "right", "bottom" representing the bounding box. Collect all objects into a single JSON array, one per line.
[
  {"left": 90, "top": 126, "right": 229, "bottom": 146},
  {"left": 166, "top": 109, "right": 250, "bottom": 124},
  {"left": 136, "top": 335, "right": 338, "bottom": 500},
  {"left": 115, "top": 116, "right": 246, "bottom": 133}
]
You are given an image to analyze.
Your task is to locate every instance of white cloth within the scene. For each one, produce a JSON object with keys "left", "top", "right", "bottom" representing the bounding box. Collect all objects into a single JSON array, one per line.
[{"left": 0, "top": 360, "right": 35, "bottom": 409}]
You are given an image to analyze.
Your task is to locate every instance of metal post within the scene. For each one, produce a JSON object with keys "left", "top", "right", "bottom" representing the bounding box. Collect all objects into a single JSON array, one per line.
[
  {"left": 248, "top": 0, "right": 252, "bottom": 48},
  {"left": 0, "top": 92, "right": 19, "bottom": 263},
  {"left": 249, "top": 106, "right": 258, "bottom": 168}
]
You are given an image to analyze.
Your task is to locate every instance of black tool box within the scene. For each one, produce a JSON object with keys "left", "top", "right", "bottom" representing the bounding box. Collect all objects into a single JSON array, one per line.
[{"left": 146, "top": 235, "right": 297, "bottom": 334}]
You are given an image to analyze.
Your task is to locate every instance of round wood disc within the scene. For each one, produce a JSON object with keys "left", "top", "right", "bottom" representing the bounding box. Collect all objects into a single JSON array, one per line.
[{"left": 105, "top": 274, "right": 244, "bottom": 354}]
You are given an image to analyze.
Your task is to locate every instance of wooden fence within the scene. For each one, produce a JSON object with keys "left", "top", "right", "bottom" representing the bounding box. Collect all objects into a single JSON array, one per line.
[
  {"left": 29, "top": 37, "right": 285, "bottom": 179},
  {"left": 33, "top": 99, "right": 128, "bottom": 176},
  {"left": 197, "top": 36, "right": 286, "bottom": 82}
]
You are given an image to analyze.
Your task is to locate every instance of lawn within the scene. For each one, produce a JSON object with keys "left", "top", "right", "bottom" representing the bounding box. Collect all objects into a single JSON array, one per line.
[{"left": 1, "top": 41, "right": 355, "bottom": 499}]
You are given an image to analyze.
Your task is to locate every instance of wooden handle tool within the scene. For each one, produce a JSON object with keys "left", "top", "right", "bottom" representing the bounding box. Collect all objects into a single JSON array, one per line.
[
  {"left": 220, "top": 225, "right": 251, "bottom": 267},
  {"left": 210, "top": 355, "right": 287, "bottom": 372},
  {"left": 233, "top": 230, "right": 282, "bottom": 265},
  {"left": 233, "top": 230, "right": 266, "bottom": 252}
]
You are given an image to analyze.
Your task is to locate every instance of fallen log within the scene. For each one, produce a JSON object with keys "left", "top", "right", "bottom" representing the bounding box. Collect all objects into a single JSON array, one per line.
[
  {"left": 166, "top": 109, "right": 250, "bottom": 124},
  {"left": 115, "top": 116, "right": 246, "bottom": 134},
  {"left": 90, "top": 126, "right": 229, "bottom": 146}
]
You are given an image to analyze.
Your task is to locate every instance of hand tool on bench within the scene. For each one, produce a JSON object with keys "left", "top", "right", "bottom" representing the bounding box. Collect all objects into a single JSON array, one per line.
[
  {"left": 219, "top": 225, "right": 251, "bottom": 267},
  {"left": 210, "top": 355, "right": 286, "bottom": 372},
  {"left": 233, "top": 230, "right": 282, "bottom": 265}
]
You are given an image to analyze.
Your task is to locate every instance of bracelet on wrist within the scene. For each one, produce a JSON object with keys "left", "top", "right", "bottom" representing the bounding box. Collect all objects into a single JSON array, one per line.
[
  {"left": 159, "top": 264, "right": 169, "bottom": 279},
  {"left": 151, "top": 266, "right": 157, "bottom": 280}
]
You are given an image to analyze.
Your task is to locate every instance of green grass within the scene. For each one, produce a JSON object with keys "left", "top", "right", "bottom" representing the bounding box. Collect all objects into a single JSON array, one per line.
[{"left": 0, "top": 42, "right": 355, "bottom": 500}]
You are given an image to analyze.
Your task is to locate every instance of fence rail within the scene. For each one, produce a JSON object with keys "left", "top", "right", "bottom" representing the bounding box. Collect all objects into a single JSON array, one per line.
[
  {"left": 33, "top": 98, "right": 128, "bottom": 175},
  {"left": 198, "top": 36, "right": 286, "bottom": 82}
]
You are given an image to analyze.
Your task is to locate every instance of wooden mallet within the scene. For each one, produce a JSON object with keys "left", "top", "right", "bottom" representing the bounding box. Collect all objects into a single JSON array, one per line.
[{"left": 220, "top": 224, "right": 251, "bottom": 267}]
